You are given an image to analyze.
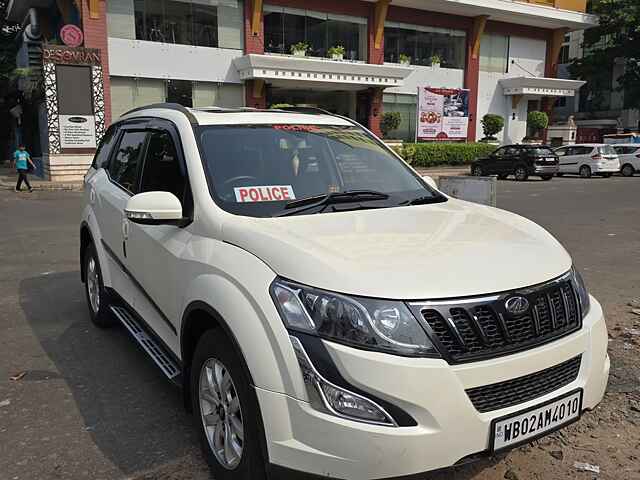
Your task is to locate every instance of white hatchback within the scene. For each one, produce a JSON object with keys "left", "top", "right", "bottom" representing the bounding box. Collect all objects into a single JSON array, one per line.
[
  {"left": 555, "top": 144, "right": 620, "bottom": 178},
  {"left": 80, "top": 104, "right": 609, "bottom": 480},
  {"left": 612, "top": 144, "right": 640, "bottom": 177}
]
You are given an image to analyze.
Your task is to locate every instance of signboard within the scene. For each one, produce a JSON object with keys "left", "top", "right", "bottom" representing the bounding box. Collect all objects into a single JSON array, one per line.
[
  {"left": 43, "top": 46, "right": 101, "bottom": 66},
  {"left": 59, "top": 115, "right": 97, "bottom": 149},
  {"left": 60, "top": 25, "right": 84, "bottom": 47},
  {"left": 417, "top": 87, "right": 470, "bottom": 141}
]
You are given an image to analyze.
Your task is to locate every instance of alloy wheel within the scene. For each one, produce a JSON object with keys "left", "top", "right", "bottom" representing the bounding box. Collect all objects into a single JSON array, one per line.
[
  {"left": 199, "top": 358, "right": 244, "bottom": 470},
  {"left": 86, "top": 256, "right": 100, "bottom": 313},
  {"left": 472, "top": 165, "right": 483, "bottom": 176},
  {"left": 515, "top": 167, "right": 527, "bottom": 181}
]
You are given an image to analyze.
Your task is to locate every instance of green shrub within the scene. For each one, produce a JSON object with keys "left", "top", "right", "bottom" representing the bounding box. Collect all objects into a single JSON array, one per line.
[
  {"left": 527, "top": 111, "right": 549, "bottom": 136},
  {"left": 481, "top": 114, "right": 505, "bottom": 139},
  {"left": 394, "top": 142, "right": 496, "bottom": 167},
  {"left": 380, "top": 112, "right": 402, "bottom": 138}
]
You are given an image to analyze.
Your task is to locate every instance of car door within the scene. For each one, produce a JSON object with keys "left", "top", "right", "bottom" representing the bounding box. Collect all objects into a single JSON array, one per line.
[
  {"left": 557, "top": 146, "right": 578, "bottom": 174},
  {"left": 92, "top": 125, "right": 148, "bottom": 307},
  {"left": 124, "top": 124, "right": 192, "bottom": 351},
  {"left": 487, "top": 147, "right": 508, "bottom": 175},
  {"left": 498, "top": 146, "right": 519, "bottom": 174}
]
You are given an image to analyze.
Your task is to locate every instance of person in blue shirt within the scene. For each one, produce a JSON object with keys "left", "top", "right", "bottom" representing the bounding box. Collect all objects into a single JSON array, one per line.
[{"left": 13, "top": 145, "right": 36, "bottom": 193}]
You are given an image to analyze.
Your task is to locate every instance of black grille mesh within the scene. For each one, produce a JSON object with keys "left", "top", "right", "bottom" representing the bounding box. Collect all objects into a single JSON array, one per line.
[
  {"left": 466, "top": 356, "right": 581, "bottom": 413},
  {"left": 419, "top": 279, "right": 580, "bottom": 363}
]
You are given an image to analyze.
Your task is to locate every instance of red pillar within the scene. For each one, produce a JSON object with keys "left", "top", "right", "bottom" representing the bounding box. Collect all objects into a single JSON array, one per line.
[
  {"left": 368, "top": 88, "right": 384, "bottom": 138},
  {"left": 244, "top": 0, "right": 267, "bottom": 108},
  {"left": 367, "top": 5, "right": 384, "bottom": 138},
  {"left": 81, "top": 0, "right": 112, "bottom": 126},
  {"left": 464, "top": 47, "right": 480, "bottom": 143}
]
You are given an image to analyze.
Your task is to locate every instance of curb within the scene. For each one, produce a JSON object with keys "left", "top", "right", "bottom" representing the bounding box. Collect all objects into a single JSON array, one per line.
[{"left": 1, "top": 180, "right": 83, "bottom": 192}]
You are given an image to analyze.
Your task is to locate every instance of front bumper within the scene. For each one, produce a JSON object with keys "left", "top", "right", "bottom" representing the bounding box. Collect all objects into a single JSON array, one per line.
[
  {"left": 258, "top": 296, "right": 609, "bottom": 480},
  {"left": 592, "top": 163, "right": 621, "bottom": 173},
  {"left": 534, "top": 165, "right": 559, "bottom": 174}
]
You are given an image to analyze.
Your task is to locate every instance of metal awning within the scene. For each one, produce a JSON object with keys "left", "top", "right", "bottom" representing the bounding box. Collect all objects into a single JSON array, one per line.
[
  {"left": 500, "top": 76, "right": 585, "bottom": 97},
  {"left": 234, "top": 54, "right": 413, "bottom": 90}
]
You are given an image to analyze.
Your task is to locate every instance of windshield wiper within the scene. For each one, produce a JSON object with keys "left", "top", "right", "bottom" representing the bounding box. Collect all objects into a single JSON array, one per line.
[
  {"left": 399, "top": 195, "right": 441, "bottom": 206},
  {"left": 276, "top": 190, "right": 390, "bottom": 217}
]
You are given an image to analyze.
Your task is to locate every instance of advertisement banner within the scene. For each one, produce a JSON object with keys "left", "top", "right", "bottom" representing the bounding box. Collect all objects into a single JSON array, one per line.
[{"left": 417, "top": 87, "right": 470, "bottom": 141}]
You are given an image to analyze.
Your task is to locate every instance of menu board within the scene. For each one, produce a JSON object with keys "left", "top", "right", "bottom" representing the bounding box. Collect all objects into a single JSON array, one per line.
[{"left": 417, "top": 87, "right": 470, "bottom": 141}]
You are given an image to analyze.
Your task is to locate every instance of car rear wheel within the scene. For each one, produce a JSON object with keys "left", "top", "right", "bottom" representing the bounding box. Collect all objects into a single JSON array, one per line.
[
  {"left": 84, "top": 243, "right": 116, "bottom": 328},
  {"left": 579, "top": 165, "right": 592, "bottom": 178},
  {"left": 621, "top": 164, "right": 635, "bottom": 177},
  {"left": 541, "top": 175, "right": 553, "bottom": 181},
  {"left": 471, "top": 164, "right": 483, "bottom": 176},
  {"left": 191, "top": 330, "right": 267, "bottom": 480},
  {"left": 514, "top": 166, "right": 528, "bottom": 181}
]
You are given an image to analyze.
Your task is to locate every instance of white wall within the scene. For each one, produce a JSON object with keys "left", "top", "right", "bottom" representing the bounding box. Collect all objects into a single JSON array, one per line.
[
  {"left": 108, "top": 38, "right": 242, "bottom": 84},
  {"left": 476, "top": 36, "right": 547, "bottom": 143},
  {"left": 386, "top": 65, "right": 465, "bottom": 95}
]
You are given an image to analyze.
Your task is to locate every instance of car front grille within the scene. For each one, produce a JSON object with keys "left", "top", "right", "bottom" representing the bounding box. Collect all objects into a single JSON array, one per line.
[
  {"left": 410, "top": 275, "right": 581, "bottom": 364},
  {"left": 465, "top": 355, "right": 582, "bottom": 413}
]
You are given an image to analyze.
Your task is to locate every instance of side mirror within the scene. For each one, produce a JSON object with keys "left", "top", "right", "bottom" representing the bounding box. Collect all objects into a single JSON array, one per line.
[
  {"left": 422, "top": 175, "right": 439, "bottom": 190},
  {"left": 125, "top": 191, "right": 187, "bottom": 226}
]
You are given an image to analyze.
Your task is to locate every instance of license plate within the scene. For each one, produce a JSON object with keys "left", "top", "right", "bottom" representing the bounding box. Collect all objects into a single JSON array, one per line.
[
  {"left": 545, "top": 157, "right": 556, "bottom": 162},
  {"left": 491, "top": 389, "right": 582, "bottom": 452}
]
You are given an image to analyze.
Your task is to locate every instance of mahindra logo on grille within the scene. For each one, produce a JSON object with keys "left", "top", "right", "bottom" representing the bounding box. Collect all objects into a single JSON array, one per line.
[{"left": 505, "top": 296, "right": 529, "bottom": 315}]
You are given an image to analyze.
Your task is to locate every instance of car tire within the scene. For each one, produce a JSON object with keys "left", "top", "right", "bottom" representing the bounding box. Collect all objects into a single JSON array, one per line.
[
  {"left": 84, "top": 243, "right": 116, "bottom": 328},
  {"left": 541, "top": 175, "right": 553, "bottom": 181},
  {"left": 497, "top": 174, "right": 508, "bottom": 180},
  {"left": 471, "top": 164, "right": 483, "bottom": 176},
  {"left": 514, "top": 166, "right": 529, "bottom": 181},
  {"left": 191, "top": 330, "right": 267, "bottom": 480},
  {"left": 621, "top": 164, "right": 635, "bottom": 177},
  {"left": 579, "top": 165, "right": 592, "bottom": 178}
]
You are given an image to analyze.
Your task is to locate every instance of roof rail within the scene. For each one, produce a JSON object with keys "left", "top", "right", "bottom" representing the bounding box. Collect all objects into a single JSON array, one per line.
[
  {"left": 123, "top": 103, "right": 199, "bottom": 125},
  {"left": 278, "top": 106, "right": 334, "bottom": 115}
]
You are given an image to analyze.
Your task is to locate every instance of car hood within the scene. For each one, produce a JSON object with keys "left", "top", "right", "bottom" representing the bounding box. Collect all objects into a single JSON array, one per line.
[{"left": 221, "top": 199, "right": 572, "bottom": 300}]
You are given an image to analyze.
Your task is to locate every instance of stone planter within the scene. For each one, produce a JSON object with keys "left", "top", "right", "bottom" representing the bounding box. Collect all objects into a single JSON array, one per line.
[
  {"left": 330, "top": 53, "right": 344, "bottom": 61},
  {"left": 292, "top": 50, "right": 307, "bottom": 57}
]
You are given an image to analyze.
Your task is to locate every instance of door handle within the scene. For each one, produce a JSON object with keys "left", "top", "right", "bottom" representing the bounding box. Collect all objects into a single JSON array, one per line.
[{"left": 122, "top": 217, "right": 130, "bottom": 240}]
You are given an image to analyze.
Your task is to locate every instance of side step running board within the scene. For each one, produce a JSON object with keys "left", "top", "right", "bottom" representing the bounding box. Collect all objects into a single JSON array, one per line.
[{"left": 110, "top": 306, "right": 180, "bottom": 380}]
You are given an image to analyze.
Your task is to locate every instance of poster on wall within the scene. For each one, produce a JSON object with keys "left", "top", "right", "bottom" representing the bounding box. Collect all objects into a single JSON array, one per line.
[
  {"left": 417, "top": 87, "right": 470, "bottom": 141},
  {"left": 59, "top": 115, "right": 97, "bottom": 148}
]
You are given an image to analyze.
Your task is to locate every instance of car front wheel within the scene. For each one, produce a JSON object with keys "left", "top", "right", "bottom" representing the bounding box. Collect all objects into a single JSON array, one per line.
[
  {"left": 579, "top": 165, "right": 592, "bottom": 178},
  {"left": 191, "top": 330, "right": 267, "bottom": 480},
  {"left": 471, "top": 164, "right": 483, "bottom": 176},
  {"left": 621, "top": 164, "right": 635, "bottom": 177},
  {"left": 84, "top": 243, "right": 115, "bottom": 328}
]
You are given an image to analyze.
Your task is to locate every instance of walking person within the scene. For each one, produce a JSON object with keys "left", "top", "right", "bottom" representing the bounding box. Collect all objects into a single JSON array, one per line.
[{"left": 13, "top": 144, "right": 35, "bottom": 193}]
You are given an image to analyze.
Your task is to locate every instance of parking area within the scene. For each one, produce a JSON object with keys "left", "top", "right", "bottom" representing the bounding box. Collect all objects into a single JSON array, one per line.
[{"left": 0, "top": 176, "right": 639, "bottom": 480}]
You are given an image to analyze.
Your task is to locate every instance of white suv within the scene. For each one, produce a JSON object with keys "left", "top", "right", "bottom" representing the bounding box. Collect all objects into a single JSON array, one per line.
[
  {"left": 81, "top": 104, "right": 609, "bottom": 480},
  {"left": 612, "top": 143, "right": 640, "bottom": 177}
]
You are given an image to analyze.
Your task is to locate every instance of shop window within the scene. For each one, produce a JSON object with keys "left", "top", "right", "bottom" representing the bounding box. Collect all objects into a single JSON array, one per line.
[
  {"left": 383, "top": 23, "right": 466, "bottom": 69},
  {"left": 479, "top": 34, "right": 509, "bottom": 73},
  {"left": 132, "top": 0, "right": 241, "bottom": 49},
  {"left": 264, "top": 6, "right": 366, "bottom": 60}
]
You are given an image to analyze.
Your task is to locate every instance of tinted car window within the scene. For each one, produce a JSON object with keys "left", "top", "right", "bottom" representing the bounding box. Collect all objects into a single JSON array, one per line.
[
  {"left": 109, "top": 131, "right": 147, "bottom": 193},
  {"left": 92, "top": 126, "right": 118, "bottom": 169},
  {"left": 555, "top": 147, "right": 567, "bottom": 157},
  {"left": 597, "top": 145, "right": 616, "bottom": 155},
  {"left": 140, "top": 131, "right": 186, "bottom": 200},
  {"left": 527, "top": 147, "right": 555, "bottom": 156},
  {"left": 198, "top": 124, "right": 441, "bottom": 217}
]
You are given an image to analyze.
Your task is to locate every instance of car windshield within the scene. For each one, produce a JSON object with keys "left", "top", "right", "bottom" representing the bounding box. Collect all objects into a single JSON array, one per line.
[
  {"left": 197, "top": 124, "right": 444, "bottom": 217},
  {"left": 597, "top": 145, "right": 616, "bottom": 155},
  {"left": 527, "top": 147, "right": 555, "bottom": 156}
]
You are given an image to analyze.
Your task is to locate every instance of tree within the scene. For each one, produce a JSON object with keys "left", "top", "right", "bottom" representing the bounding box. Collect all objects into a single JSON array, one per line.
[
  {"left": 480, "top": 114, "right": 504, "bottom": 140},
  {"left": 527, "top": 111, "right": 549, "bottom": 138},
  {"left": 570, "top": 0, "right": 640, "bottom": 110},
  {"left": 380, "top": 111, "right": 402, "bottom": 138}
]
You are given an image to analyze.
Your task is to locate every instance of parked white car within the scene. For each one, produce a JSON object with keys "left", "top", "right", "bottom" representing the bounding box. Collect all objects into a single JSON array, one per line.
[
  {"left": 80, "top": 104, "right": 609, "bottom": 480},
  {"left": 612, "top": 144, "right": 640, "bottom": 177},
  {"left": 555, "top": 144, "right": 620, "bottom": 178}
]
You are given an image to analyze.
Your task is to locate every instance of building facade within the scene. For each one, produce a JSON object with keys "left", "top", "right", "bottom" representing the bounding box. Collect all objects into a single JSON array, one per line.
[
  {"left": 7, "top": 0, "right": 596, "bottom": 181},
  {"left": 554, "top": 29, "right": 640, "bottom": 143}
]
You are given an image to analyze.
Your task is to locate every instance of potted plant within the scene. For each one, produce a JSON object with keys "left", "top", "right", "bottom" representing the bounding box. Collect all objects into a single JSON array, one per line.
[
  {"left": 527, "top": 111, "right": 549, "bottom": 140},
  {"left": 327, "top": 45, "right": 345, "bottom": 61},
  {"left": 430, "top": 54, "right": 442, "bottom": 68},
  {"left": 480, "top": 114, "right": 504, "bottom": 143},
  {"left": 290, "top": 42, "right": 310, "bottom": 57},
  {"left": 399, "top": 53, "right": 411, "bottom": 66},
  {"left": 380, "top": 112, "right": 402, "bottom": 139}
]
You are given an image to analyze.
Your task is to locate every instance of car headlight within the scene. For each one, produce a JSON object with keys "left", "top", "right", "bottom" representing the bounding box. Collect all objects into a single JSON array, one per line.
[
  {"left": 271, "top": 279, "right": 438, "bottom": 357},
  {"left": 570, "top": 266, "right": 591, "bottom": 318}
]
